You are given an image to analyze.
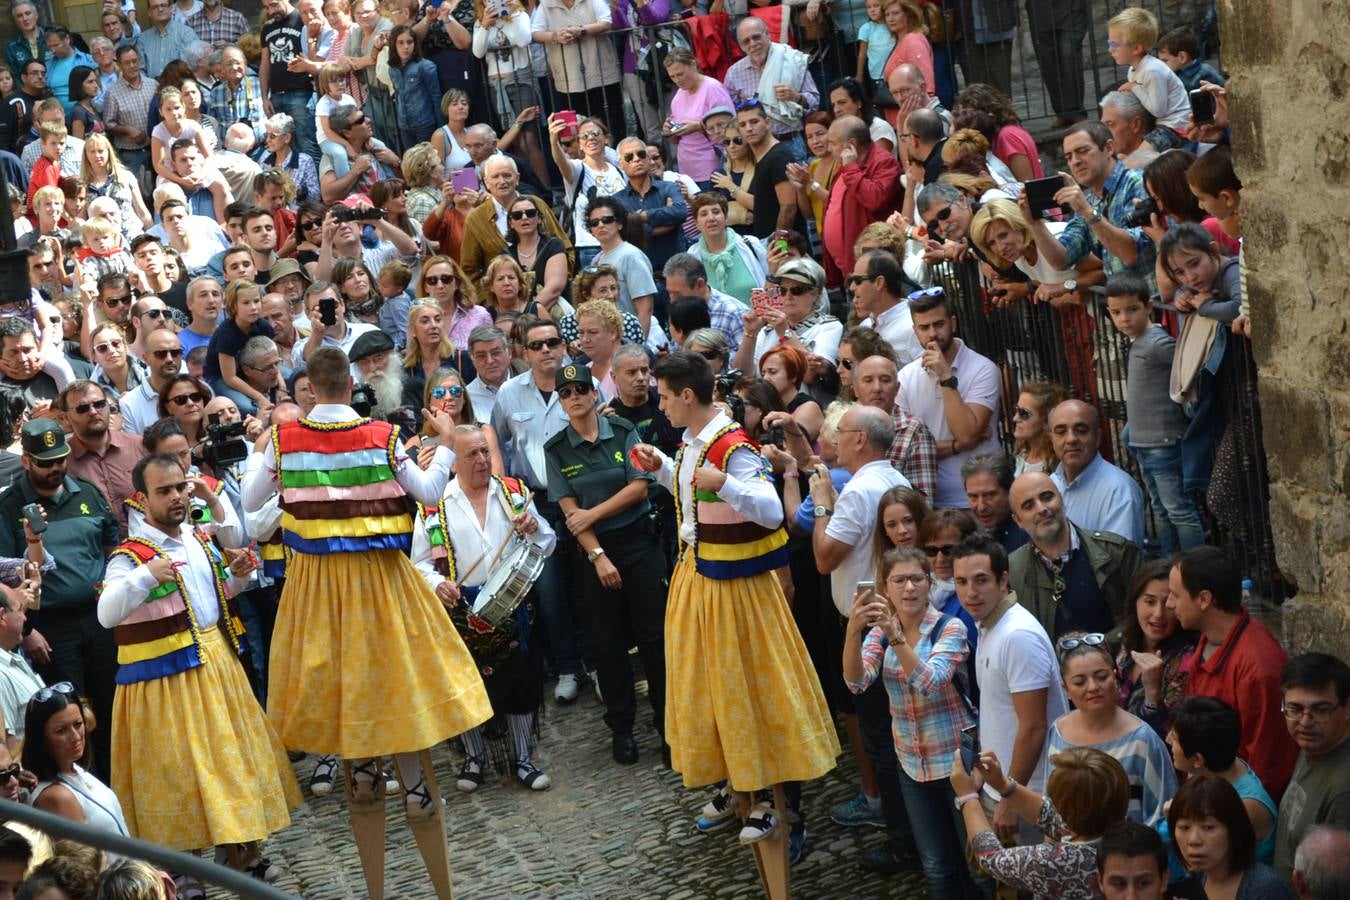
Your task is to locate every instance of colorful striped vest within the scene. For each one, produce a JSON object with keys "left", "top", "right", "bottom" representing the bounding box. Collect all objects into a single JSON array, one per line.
[
  {"left": 259, "top": 529, "right": 289, "bottom": 580},
  {"left": 104, "top": 533, "right": 245, "bottom": 686},
  {"left": 674, "top": 424, "right": 789, "bottom": 580},
  {"left": 124, "top": 471, "right": 225, "bottom": 526},
  {"left": 274, "top": 417, "right": 415, "bottom": 554}
]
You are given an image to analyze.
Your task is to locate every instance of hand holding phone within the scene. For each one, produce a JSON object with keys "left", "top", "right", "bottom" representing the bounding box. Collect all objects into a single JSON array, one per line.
[
  {"left": 1189, "top": 88, "right": 1216, "bottom": 125},
  {"left": 555, "top": 109, "right": 578, "bottom": 140},
  {"left": 22, "top": 503, "right": 46, "bottom": 536},
  {"left": 451, "top": 168, "right": 479, "bottom": 194}
]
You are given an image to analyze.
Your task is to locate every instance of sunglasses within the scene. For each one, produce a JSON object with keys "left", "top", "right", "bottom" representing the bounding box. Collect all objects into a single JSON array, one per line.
[
  {"left": 142, "top": 308, "right": 170, "bottom": 320},
  {"left": 92, "top": 339, "right": 125, "bottom": 354},
  {"left": 29, "top": 454, "right": 66, "bottom": 469},
  {"left": 103, "top": 294, "right": 133, "bottom": 307},
  {"left": 431, "top": 385, "right": 464, "bottom": 400},
  {"left": 526, "top": 337, "right": 564, "bottom": 351},
  {"left": 781, "top": 284, "right": 815, "bottom": 296},
  {"left": 587, "top": 215, "right": 618, "bottom": 229},
  {"left": 169, "top": 391, "right": 205, "bottom": 407},
  {"left": 1058, "top": 633, "right": 1106, "bottom": 652},
  {"left": 0, "top": 763, "right": 20, "bottom": 784},
  {"left": 923, "top": 544, "right": 957, "bottom": 558},
  {"left": 722, "top": 137, "right": 744, "bottom": 147},
  {"left": 623, "top": 149, "right": 648, "bottom": 162},
  {"left": 557, "top": 383, "right": 593, "bottom": 400},
  {"left": 299, "top": 218, "right": 321, "bottom": 230},
  {"left": 579, "top": 129, "right": 603, "bottom": 141},
  {"left": 695, "top": 349, "right": 722, "bottom": 361},
  {"left": 734, "top": 98, "right": 763, "bottom": 111},
  {"left": 352, "top": 114, "right": 368, "bottom": 127},
  {"left": 907, "top": 286, "right": 946, "bottom": 303},
  {"left": 839, "top": 358, "right": 855, "bottom": 371},
  {"left": 845, "top": 274, "right": 874, "bottom": 287},
  {"left": 152, "top": 347, "right": 183, "bottom": 361},
  {"left": 424, "top": 274, "right": 457, "bottom": 286},
  {"left": 1014, "top": 405, "right": 1034, "bottom": 421},
  {"left": 28, "top": 681, "right": 77, "bottom": 708},
  {"left": 72, "top": 398, "right": 108, "bottom": 415},
  {"left": 509, "top": 208, "right": 539, "bottom": 221},
  {"left": 925, "top": 206, "right": 955, "bottom": 234}
]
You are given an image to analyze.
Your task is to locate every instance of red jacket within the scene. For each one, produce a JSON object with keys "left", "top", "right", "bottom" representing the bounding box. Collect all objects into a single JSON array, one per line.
[{"left": 822, "top": 142, "right": 904, "bottom": 286}]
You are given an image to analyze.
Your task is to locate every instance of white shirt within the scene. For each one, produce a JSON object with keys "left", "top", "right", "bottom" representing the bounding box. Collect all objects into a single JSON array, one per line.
[
  {"left": 862, "top": 301, "right": 923, "bottom": 367},
  {"left": 411, "top": 477, "right": 555, "bottom": 591},
  {"left": 825, "top": 459, "right": 908, "bottom": 614},
  {"left": 241, "top": 403, "right": 454, "bottom": 514},
  {"left": 896, "top": 338, "right": 1001, "bottom": 509},
  {"left": 467, "top": 376, "right": 502, "bottom": 424},
  {"left": 1015, "top": 221, "right": 1077, "bottom": 285},
  {"left": 976, "top": 601, "right": 1068, "bottom": 792},
  {"left": 489, "top": 370, "right": 578, "bottom": 490},
  {"left": 125, "top": 466, "right": 246, "bottom": 550},
  {"left": 119, "top": 379, "right": 162, "bottom": 435},
  {"left": 0, "top": 646, "right": 43, "bottom": 741},
  {"left": 651, "top": 410, "right": 783, "bottom": 545},
  {"left": 750, "top": 318, "right": 843, "bottom": 373},
  {"left": 1128, "top": 56, "right": 1191, "bottom": 130},
  {"left": 98, "top": 518, "right": 251, "bottom": 630}
]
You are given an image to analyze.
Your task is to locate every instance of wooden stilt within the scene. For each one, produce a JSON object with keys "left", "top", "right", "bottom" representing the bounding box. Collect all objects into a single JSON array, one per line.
[
  {"left": 736, "top": 786, "right": 791, "bottom": 900},
  {"left": 343, "top": 759, "right": 387, "bottom": 900},
  {"left": 396, "top": 749, "right": 454, "bottom": 900}
]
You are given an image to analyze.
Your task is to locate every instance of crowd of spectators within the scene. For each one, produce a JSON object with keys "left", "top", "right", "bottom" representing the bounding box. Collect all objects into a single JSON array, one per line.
[{"left": 0, "top": 0, "right": 1344, "bottom": 896}]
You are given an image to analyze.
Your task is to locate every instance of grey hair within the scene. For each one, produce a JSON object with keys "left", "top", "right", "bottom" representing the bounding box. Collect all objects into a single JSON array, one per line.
[
  {"left": 207, "top": 48, "right": 225, "bottom": 67},
  {"left": 239, "top": 336, "right": 280, "bottom": 369},
  {"left": 612, "top": 344, "right": 649, "bottom": 368},
  {"left": 10, "top": 1, "right": 36, "bottom": 15},
  {"left": 961, "top": 452, "right": 1015, "bottom": 492},
  {"left": 224, "top": 123, "right": 256, "bottom": 152},
  {"left": 683, "top": 327, "right": 729, "bottom": 357},
  {"left": 89, "top": 36, "right": 114, "bottom": 53},
  {"left": 853, "top": 404, "right": 896, "bottom": 453},
  {"left": 617, "top": 136, "right": 647, "bottom": 154},
  {"left": 915, "top": 181, "right": 965, "bottom": 216},
  {"left": 663, "top": 252, "right": 707, "bottom": 284},
  {"left": 1099, "top": 90, "right": 1149, "bottom": 122},
  {"left": 467, "top": 123, "right": 497, "bottom": 142},
  {"left": 265, "top": 112, "right": 296, "bottom": 136},
  {"left": 466, "top": 324, "right": 508, "bottom": 351},
  {"left": 184, "top": 40, "right": 212, "bottom": 69},
  {"left": 329, "top": 103, "right": 363, "bottom": 134},
  {"left": 482, "top": 153, "right": 518, "bottom": 177},
  {"left": 820, "top": 399, "right": 854, "bottom": 443},
  {"left": 186, "top": 275, "right": 220, "bottom": 301},
  {"left": 1294, "top": 825, "right": 1350, "bottom": 900}
]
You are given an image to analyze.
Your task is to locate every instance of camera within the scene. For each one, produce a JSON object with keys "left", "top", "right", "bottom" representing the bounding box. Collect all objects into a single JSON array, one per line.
[
  {"left": 713, "top": 368, "right": 745, "bottom": 426},
  {"left": 351, "top": 383, "right": 377, "bottom": 418},
  {"left": 762, "top": 425, "right": 786, "bottom": 448},
  {"left": 202, "top": 412, "right": 248, "bottom": 470},
  {"left": 1123, "top": 197, "right": 1159, "bottom": 229},
  {"left": 332, "top": 205, "right": 384, "bottom": 224}
]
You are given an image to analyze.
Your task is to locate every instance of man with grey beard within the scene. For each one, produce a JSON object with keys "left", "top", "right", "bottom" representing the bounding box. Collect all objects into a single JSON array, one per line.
[{"left": 349, "top": 331, "right": 420, "bottom": 428}]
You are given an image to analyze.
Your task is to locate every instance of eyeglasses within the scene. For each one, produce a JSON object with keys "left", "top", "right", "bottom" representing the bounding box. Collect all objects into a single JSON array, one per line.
[
  {"left": 558, "top": 383, "right": 593, "bottom": 399},
  {"left": 168, "top": 391, "right": 205, "bottom": 407},
  {"left": 1057, "top": 633, "right": 1106, "bottom": 652},
  {"left": 695, "top": 349, "right": 722, "bottom": 361},
  {"left": 92, "top": 339, "right": 125, "bottom": 354},
  {"left": 102, "top": 294, "right": 133, "bottom": 307},
  {"left": 578, "top": 129, "right": 603, "bottom": 141},
  {"left": 28, "top": 681, "right": 77, "bottom": 709},
  {"left": 887, "top": 573, "right": 930, "bottom": 587},
  {"left": 431, "top": 385, "right": 464, "bottom": 400},
  {"left": 1015, "top": 406, "right": 1034, "bottom": 421},
  {"left": 1281, "top": 701, "right": 1343, "bottom": 722},
  {"left": 526, "top": 337, "right": 564, "bottom": 351},
  {"left": 623, "top": 149, "right": 648, "bottom": 162},
  {"left": 923, "top": 544, "right": 956, "bottom": 558},
  {"left": 509, "top": 208, "right": 539, "bottom": 221},
  {"left": 587, "top": 215, "right": 618, "bottom": 229},
  {"left": 907, "top": 286, "right": 945, "bottom": 303},
  {"left": 846, "top": 274, "right": 874, "bottom": 287},
  {"left": 142, "top": 308, "right": 169, "bottom": 320},
  {"left": 925, "top": 206, "right": 955, "bottom": 234},
  {"left": 722, "top": 137, "right": 744, "bottom": 147},
  {"left": 781, "top": 284, "right": 815, "bottom": 296},
  {"left": 72, "top": 398, "right": 109, "bottom": 415},
  {"left": 245, "top": 360, "right": 279, "bottom": 373},
  {"left": 151, "top": 348, "right": 183, "bottom": 361},
  {"left": 424, "top": 274, "right": 457, "bottom": 286},
  {"left": 1106, "top": 38, "right": 1122, "bottom": 50}
]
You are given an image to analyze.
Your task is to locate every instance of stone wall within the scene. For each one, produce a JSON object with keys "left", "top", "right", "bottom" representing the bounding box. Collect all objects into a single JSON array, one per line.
[{"left": 1221, "top": 0, "right": 1350, "bottom": 657}]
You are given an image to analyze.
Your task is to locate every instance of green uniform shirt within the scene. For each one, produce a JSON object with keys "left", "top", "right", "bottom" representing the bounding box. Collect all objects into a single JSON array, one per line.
[
  {"left": 0, "top": 475, "right": 119, "bottom": 612},
  {"left": 544, "top": 415, "right": 653, "bottom": 537}
]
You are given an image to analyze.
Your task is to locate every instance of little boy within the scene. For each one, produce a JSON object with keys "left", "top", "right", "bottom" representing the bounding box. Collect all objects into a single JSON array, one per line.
[
  {"left": 1156, "top": 26, "right": 1226, "bottom": 92},
  {"left": 1108, "top": 8, "right": 1191, "bottom": 152},
  {"left": 26, "top": 121, "right": 66, "bottom": 219},
  {"left": 1104, "top": 271, "right": 1204, "bottom": 555},
  {"left": 76, "top": 216, "right": 136, "bottom": 282},
  {"left": 377, "top": 258, "right": 414, "bottom": 348}
]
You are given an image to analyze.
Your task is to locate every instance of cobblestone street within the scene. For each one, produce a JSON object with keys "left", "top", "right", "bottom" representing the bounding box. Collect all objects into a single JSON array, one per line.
[{"left": 247, "top": 677, "right": 930, "bottom": 900}]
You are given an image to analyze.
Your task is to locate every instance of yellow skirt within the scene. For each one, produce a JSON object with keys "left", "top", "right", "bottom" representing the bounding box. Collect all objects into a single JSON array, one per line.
[
  {"left": 268, "top": 549, "right": 492, "bottom": 758},
  {"left": 665, "top": 557, "right": 840, "bottom": 791},
  {"left": 111, "top": 626, "right": 302, "bottom": 850}
]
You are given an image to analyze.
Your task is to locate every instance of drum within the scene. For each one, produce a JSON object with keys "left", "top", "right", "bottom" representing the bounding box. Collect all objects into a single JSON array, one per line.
[{"left": 472, "top": 539, "right": 547, "bottom": 627}]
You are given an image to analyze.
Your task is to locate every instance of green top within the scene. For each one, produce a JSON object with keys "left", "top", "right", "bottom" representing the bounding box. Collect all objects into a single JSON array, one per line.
[
  {"left": 544, "top": 414, "right": 653, "bottom": 536},
  {"left": 0, "top": 475, "right": 119, "bottom": 612}
]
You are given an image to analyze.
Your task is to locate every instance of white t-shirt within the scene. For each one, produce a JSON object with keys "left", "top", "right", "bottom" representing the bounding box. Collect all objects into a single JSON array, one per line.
[
  {"left": 825, "top": 459, "right": 908, "bottom": 614},
  {"left": 1015, "top": 220, "right": 1077, "bottom": 285},
  {"left": 315, "top": 93, "right": 356, "bottom": 141},
  {"left": 751, "top": 318, "right": 843, "bottom": 373},
  {"left": 869, "top": 116, "right": 897, "bottom": 148},
  {"left": 1127, "top": 56, "right": 1191, "bottom": 130},
  {"left": 976, "top": 602, "right": 1068, "bottom": 792}
]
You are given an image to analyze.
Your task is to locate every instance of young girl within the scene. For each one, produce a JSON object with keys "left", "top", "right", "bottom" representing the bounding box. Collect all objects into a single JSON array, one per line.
[
  {"left": 150, "top": 87, "right": 213, "bottom": 189},
  {"left": 315, "top": 63, "right": 359, "bottom": 178},
  {"left": 204, "top": 279, "right": 278, "bottom": 415},
  {"left": 0, "top": 65, "right": 14, "bottom": 100},
  {"left": 855, "top": 0, "right": 896, "bottom": 90},
  {"left": 1159, "top": 221, "right": 1241, "bottom": 321},
  {"left": 386, "top": 24, "right": 440, "bottom": 153},
  {"left": 66, "top": 65, "right": 104, "bottom": 138}
]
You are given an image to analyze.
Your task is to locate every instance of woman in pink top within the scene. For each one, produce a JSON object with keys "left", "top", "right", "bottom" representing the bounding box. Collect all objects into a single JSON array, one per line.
[
  {"left": 954, "top": 84, "right": 1045, "bottom": 182},
  {"left": 664, "top": 48, "right": 734, "bottom": 187},
  {"left": 880, "top": 0, "right": 935, "bottom": 119}
]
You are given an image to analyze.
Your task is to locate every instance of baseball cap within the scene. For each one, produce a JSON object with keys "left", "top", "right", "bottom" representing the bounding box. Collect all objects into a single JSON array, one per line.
[{"left": 21, "top": 420, "right": 69, "bottom": 462}]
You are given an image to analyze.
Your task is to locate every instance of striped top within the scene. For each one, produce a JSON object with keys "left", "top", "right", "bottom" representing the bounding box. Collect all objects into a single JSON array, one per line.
[
  {"left": 274, "top": 417, "right": 415, "bottom": 554},
  {"left": 1047, "top": 716, "right": 1178, "bottom": 827}
]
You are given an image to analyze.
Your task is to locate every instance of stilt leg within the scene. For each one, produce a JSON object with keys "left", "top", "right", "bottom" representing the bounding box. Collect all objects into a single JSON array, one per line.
[
  {"left": 394, "top": 749, "right": 454, "bottom": 900},
  {"left": 343, "top": 759, "right": 387, "bottom": 900},
  {"left": 736, "top": 786, "right": 791, "bottom": 900}
]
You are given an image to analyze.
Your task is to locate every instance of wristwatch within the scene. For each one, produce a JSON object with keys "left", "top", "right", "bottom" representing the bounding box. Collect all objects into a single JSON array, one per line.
[
  {"left": 1063, "top": 278, "right": 1078, "bottom": 292},
  {"left": 939, "top": 376, "right": 959, "bottom": 389},
  {"left": 1087, "top": 210, "right": 1103, "bottom": 226},
  {"left": 999, "top": 777, "right": 1019, "bottom": 799},
  {"left": 586, "top": 547, "right": 606, "bottom": 562},
  {"left": 813, "top": 505, "right": 833, "bottom": 518}
]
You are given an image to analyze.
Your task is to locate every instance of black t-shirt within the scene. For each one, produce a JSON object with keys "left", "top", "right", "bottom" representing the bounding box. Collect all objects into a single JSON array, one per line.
[
  {"left": 0, "top": 371, "right": 59, "bottom": 408},
  {"left": 747, "top": 142, "right": 803, "bottom": 239},
  {"left": 607, "top": 388, "right": 681, "bottom": 455},
  {"left": 261, "top": 10, "right": 310, "bottom": 95},
  {"left": 204, "top": 317, "right": 276, "bottom": 380},
  {"left": 923, "top": 138, "right": 948, "bottom": 185},
  {"left": 158, "top": 281, "right": 189, "bottom": 316}
]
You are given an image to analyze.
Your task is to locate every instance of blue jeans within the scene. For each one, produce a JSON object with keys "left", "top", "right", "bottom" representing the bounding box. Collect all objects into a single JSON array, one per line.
[
  {"left": 898, "top": 767, "right": 994, "bottom": 898},
  {"left": 270, "top": 90, "right": 319, "bottom": 159},
  {"left": 209, "top": 377, "right": 258, "bottom": 415},
  {"left": 1132, "top": 443, "right": 1206, "bottom": 556}
]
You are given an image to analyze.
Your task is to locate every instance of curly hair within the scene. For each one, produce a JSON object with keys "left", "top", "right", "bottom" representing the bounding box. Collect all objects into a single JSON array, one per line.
[
  {"left": 955, "top": 83, "right": 1021, "bottom": 127},
  {"left": 401, "top": 142, "right": 441, "bottom": 190}
]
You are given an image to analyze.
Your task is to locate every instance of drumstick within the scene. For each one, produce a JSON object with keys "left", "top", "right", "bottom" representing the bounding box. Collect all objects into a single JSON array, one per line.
[{"left": 455, "top": 486, "right": 536, "bottom": 584}]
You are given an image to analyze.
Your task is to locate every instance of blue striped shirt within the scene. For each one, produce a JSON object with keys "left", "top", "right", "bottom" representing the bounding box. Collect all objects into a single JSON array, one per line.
[{"left": 1047, "top": 716, "right": 1177, "bottom": 827}]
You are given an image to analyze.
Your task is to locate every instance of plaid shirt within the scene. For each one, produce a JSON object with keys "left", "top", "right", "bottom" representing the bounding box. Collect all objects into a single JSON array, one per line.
[
  {"left": 102, "top": 74, "right": 159, "bottom": 150},
  {"left": 722, "top": 50, "right": 820, "bottom": 137},
  {"left": 846, "top": 608, "right": 973, "bottom": 782},
  {"left": 705, "top": 289, "right": 747, "bottom": 354},
  {"left": 186, "top": 5, "right": 249, "bottom": 48},
  {"left": 209, "top": 74, "right": 267, "bottom": 142},
  {"left": 1056, "top": 162, "right": 1156, "bottom": 285},
  {"left": 888, "top": 406, "right": 938, "bottom": 502}
]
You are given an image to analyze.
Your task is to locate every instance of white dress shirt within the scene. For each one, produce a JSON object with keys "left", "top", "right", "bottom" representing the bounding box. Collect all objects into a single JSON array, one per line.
[
  {"left": 410, "top": 477, "right": 556, "bottom": 591},
  {"left": 489, "top": 371, "right": 577, "bottom": 490},
  {"left": 862, "top": 300, "right": 923, "bottom": 367},
  {"left": 127, "top": 466, "right": 245, "bottom": 550}
]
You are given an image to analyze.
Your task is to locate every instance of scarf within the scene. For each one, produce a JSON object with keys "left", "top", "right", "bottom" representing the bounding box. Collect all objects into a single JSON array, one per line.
[
  {"left": 1169, "top": 312, "right": 1220, "bottom": 407},
  {"left": 754, "top": 42, "right": 809, "bottom": 129}
]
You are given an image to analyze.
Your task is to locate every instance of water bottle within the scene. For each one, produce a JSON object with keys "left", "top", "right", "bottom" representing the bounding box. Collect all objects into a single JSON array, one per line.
[{"left": 1241, "top": 578, "right": 1253, "bottom": 610}]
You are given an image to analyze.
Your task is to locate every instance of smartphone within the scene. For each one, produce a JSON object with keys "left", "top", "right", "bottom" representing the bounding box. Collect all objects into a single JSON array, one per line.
[
  {"left": 772, "top": 229, "right": 790, "bottom": 254},
  {"left": 1189, "top": 88, "right": 1216, "bottom": 125},
  {"left": 451, "top": 168, "right": 479, "bottom": 194},
  {"left": 319, "top": 296, "right": 337, "bottom": 327},
  {"left": 750, "top": 286, "right": 783, "bottom": 317},
  {"left": 1023, "top": 175, "right": 1069, "bottom": 220},
  {"left": 422, "top": 434, "right": 440, "bottom": 451},
  {"left": 556, "top": 109, "right": 578, "bottom": 140},
  {"left": 857, "top": 580, "right": 875, "bottom": 594},
  {"left": 22, "top": 503, "right": 46, "bottom": 535},
  {"left": 267, "top": 387, "right": 278, "bottom": 405}
]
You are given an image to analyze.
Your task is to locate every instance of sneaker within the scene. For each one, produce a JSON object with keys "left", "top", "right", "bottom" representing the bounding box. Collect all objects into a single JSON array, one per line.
[
  {"left": 788, "top": 826, "right": 807, "bottom": 866},
  {"left": 514, "top": 761, "right": 551, "bottom": 791},
  {"left": 554, "top": 673, "right": 579, "bottom": 703},
  {"left": 456, "top": 756, "right": 485, "bottom": 793},
  {"left": 382, "top": 767, "right": 400, "bottom": 794},
  {"left": 859, "top": 843, "right": 922, "bottom": 875},
  {"left": 828, "top": 793, "right": 885, "bottom": 828},
  {"left": 738, "top": 801, "right": 778, "bottom": 844},
  {"left": 309, "top": 755, "right": 337, "bottom": 797},
  {"left": 696, "top": 785, "right": 737, "bottom": 833}
]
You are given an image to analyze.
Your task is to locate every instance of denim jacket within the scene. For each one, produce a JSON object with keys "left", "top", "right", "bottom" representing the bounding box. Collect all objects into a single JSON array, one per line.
[{"left": 388, "top": 58, "right": 440, "bottom": 131}]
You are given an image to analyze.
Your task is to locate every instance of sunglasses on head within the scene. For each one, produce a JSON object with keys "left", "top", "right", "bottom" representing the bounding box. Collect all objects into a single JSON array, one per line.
[
  {"left": 623, "top": 149, "right": 648, "bottom": 162},
  {"left": 431, "top": 385, "right": 464, "bottom": 400},
  {"left": 72, "top": 398, "right": 108, "bottom": 416},
  {"left": 1057, "top": 633, "right": 1106, "bottom": 652},
  {"left": 587, "top": 215, "right": 618, "bottom": 229},
  {"left": 169, "top": 391, "right": 205, "bottom": 407},
  {"left": 722, "top": 137, "right": 744, "bottom": 147},
  {"left": 92, "top": 339, "right": 124, "bottom": 355},
  {"left": 103, "top": 294, "right": 133, "bottom": 307},
  {"left": 152, "top": 347, "right": 183, "bottom": 361},
  {"left": 557, "top": 383, "right": 592, "bottom": 400},
  {"left": 28, "top": 681, "right": 77, "bottom": 709},
  {"left": 527, "top": 337, "right": 564, "bottom": 351},
  {"left": 923, "top": 543, "right": 956, "bottom": 558},
  {"left": 424, "top": 274, "right": 457, "bottom": 286},
  {"left": 509, "top": 208, "right": 539, "bottom": 221},
  {"left": 734, "top": 98, "right": 763, "bottom": 111},
  {"left": 907, "top": 286, "right": 946, "bottom": 303},
  {"left": 925, "top": 206, "right": 955, "bottom": 234}
]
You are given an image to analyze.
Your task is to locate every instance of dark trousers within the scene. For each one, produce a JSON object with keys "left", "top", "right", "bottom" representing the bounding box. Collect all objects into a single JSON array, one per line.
[
  {"left": 960, "top": 39, "right": 1015, "bottom": 100},
  {"left": 575, "top": 527, "right": 667, "bottom": 736},
  {"left": 35, "top": 605, "right": 118, "bottom": 780},
  {"left": 532, "top": 497, "right": 585, "bottom": 676},
  {"left": 236, "top": 584, "right": 279, "bottom": 705},
  {"left": 1025, "top": 0, "right": 1090, "bottom": 116},
  {"left": 853, "top": 658, "right": 918, "bottom": 855}
]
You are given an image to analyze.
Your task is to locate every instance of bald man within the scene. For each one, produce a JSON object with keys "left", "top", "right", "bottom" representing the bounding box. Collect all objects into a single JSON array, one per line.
[
  {"left": 1007, "top": 472, "right": 1141, "bottom": 639},
  {"left": 1047, "top": 399, "right": 1144, "bottom": 544}
]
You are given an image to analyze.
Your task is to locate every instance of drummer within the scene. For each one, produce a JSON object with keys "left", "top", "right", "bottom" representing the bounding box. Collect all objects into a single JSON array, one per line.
[
  {"left": 544, "top": 363, "right": 668, "bottom": 768},
  {"left": 411, "top": 424, "right": 557, "bottom": 792}
]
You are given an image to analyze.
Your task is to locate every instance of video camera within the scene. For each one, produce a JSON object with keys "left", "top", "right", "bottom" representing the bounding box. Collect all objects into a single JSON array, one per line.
[
  {"left": 351, "top": 383, "right": 376, "bottom": 418},
  {"left": 332, "top": 205, "right": 384, "bottom": 224},
  {"left": 714, "top": 368, "right": 745, "bottom": 426},
  {"left": 202, "top": 411, "right": 248, "bottom": 470}
]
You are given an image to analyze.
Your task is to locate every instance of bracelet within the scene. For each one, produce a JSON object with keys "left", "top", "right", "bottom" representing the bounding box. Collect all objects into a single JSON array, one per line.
[
  {"left": 25, "top": 538, "right": 42, "bottom": 544},
  {"left": 998, "top": 777, "right": 1018, "bottom": 799},
  {"left": 784, "top": 469, "right": 799, "bottom": 478},
  {"left": 955, "top": 792, "right": 980, "bottom": 810}
]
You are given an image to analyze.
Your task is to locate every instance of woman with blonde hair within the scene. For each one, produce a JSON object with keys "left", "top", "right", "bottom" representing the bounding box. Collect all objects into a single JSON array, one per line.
[
  {"left": 547, "top": 113, "right": 626, "bottom": 269},
  {"left": 482, "top": 254, "right": 530, "bottom": 318},
  {"left": 417, "top": 255, "right": 490, "bottom": 348},
  {"left": 82, "top": 132, "right": 152, "bottom": 232},
  {"left": 1011, "top": 379, "right": 1070, "bottom": 476},
  {"left": 558, "top": 265, "right": 645, "bottom": 349},
  {"left": 402, "top": 142, "right": 444, "bottom": 227},
  {"left": 969, "top": 199, "right": 1104, "bottom": 303},
  {"left": 96, "top": 859, "right": 169, "bottom": 900},
  {"left": 708, "top": 120, "right": 755, "bottom": 228},
  {"left": 574, "top": 299, "right": 622, "bottom": 397},
  {"left": 403, "top": 300, "right": 475, "bottom": 399},
  {"left": 941, "top": 127, "right": 1018, "bottom": 191},
  {"left": 408, "top": 366, "right": 503, "bottom": 474}
]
